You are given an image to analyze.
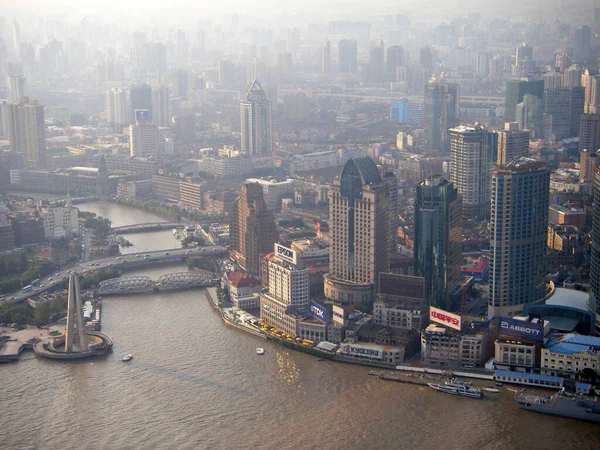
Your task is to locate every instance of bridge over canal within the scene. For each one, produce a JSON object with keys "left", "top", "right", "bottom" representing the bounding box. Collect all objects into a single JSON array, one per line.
[
  {"left": 97, "top": 272, "right": 218, "bottom": 295},
  {"left": 111, "top": 222, "right": 181, "bottom": 234}
]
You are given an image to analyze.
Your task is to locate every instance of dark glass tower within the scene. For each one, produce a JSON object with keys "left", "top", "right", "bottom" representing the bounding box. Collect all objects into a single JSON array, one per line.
[{"left": 414, "top": 176, "right": 462, "bottom": 311}]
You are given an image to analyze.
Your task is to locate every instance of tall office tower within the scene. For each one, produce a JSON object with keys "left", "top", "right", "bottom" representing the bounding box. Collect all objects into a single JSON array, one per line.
[
  {"left": 422, "top": 80, "right": 460, "bottom": 154},
  {"left": 497, "top": 122, "right": 530, "bottom": 164},
  {"left": 582, "top": 70, "right": 600, "bottom": 114},
  {"left": 171, "top": 69, "right": 188, "bottom": 99},
  {"left": 384, "top": 171, "right": 399, "bottom": 249},
  {"left": 321, "top": 40, "right": 331, "bottom": 74},
  {"left": 218, "top": 59, "right": 235, "bottom": 88},
  {"left": 544, "top": 87, "right": 585, "bottom": 141},
  {"left": 504, "top": 79, "right": 544, "bottom": 122},
  {"left": 579, "top": 149, "right": 600, "bottom": 183},
  {"left": 563, "top": 65, "right": 583, "bottom": 87},
  {"left": 579, "top": 114, "right": 600, "bottom": 154},
  {"left": 95, "top": 154, "right": 110, "bottom": 198},
  {"left": 387, "top": 45, "right": 408, "bottom": 81},
  {"left": 590, "top": 166, "right": 600, "bottom": 330},
  {"left": 130, "top": 83, "right": 153, "bottom": 123},
  {"left": 555, "top": 53, "right": 570, "bottom": 72},
  {"left": 6, "top": 75, "right": 25, "bottom": 102},
  {"left": 368, "top": 40, "right": 385, "bottom": 83},
  {"left": 104, "top": 88, "right": 128, "bottom": 131},
  {"left": 514, "top": 43, "right": 534, "bottom": 77},
  {"left": 420, "top": 47, "right": 434, "bottom": 71},
  {"left": 64, "top": 274, "right": 89, "bottom": 353},
  {"left": 151, "top": 86, "right": 170, "bottom": 127},
  {"left": 240, "top": 79, "right": 272, "bottom": 156},
  {"left": 129, "top": 110, "right": 158, "bottom": 158},
  {"left": 488, "top": 158, "right": 549, "bottom": 317},
  {"left": 0, "top": 101, "right": 8, "bottom": 139},
  {"left": 338, "top": 39, "right": 358, "bottom": 73},
  {"left": 12, "top": 19, "right": 20, "bottom": 56},
  {"left": 324, "top": 157, "right": 390, "bottom": 308},
  {"left": 573, "top": 26, "right": 591, "bottom": 60},
  {"left": 489, "top": 56, "right": 504, "bottom": 80},
  {"left": 245, "top": 59, "right": 267, "bottom": 85},
  {"left": 414, "top": 176, "right": 462, "bottom": 311},
  {"left": 449, "top": 124, "right": 494, "bottom": 219},
  {"left": 229, "top": 182, "right": 278, "bottom": 277},
  {"left": 543, "top": 72, "right": 563, "bottom": 90},
  {"left": 516, "top": 94, "right": 544, "bottom": 138},
  {"left": 516, "top": 42, "right": 533, "bottom": 63},
  {"left": 7, "top": 98, "right": 46, "bottom": 168},
  {"left": 476, "top": 52, "right": 489, "bottom": 76}
]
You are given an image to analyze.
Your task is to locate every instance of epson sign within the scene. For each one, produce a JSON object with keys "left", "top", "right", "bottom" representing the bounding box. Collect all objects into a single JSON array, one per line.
[
  {"left": 499, "top": 317, "right": 543, "bottom": 341},
  {"left": 275, "top": 243, "right": 297, "bottom": 264},
  {"left": 309, "top": 301, "right": 328, "bottom": 322}
]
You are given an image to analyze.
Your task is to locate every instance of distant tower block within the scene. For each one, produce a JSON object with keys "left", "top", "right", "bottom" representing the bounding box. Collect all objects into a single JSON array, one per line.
[{"left": 64, "top": 274, "right": 89, "bottom": 352}]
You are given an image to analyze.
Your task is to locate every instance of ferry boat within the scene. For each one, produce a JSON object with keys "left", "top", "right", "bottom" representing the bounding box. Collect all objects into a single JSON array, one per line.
[
  {"left": 122, "top": 354, "right": 133, "bottom": 362},
  {"left": 515, "top": 388, "right": 600, "bottom": 423},
  {"left": 427, "top": 378, "right": 483, "bottom": 399},
  {"left": 256, "top": 348, "right": 265, "bottom": 355}
]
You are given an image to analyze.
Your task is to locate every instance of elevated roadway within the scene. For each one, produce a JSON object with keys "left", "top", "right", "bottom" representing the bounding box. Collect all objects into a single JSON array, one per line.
[
  {"left": 111, "top": 222, "right": 181, "bottom": 234},
  {"left": 2, "top": 246, "right": 228, "bottom": 303}
]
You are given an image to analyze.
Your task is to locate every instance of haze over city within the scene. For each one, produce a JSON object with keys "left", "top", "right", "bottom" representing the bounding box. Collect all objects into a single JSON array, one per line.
[{"left": 1, "top": 0, "right": 600, "bottom": 448}]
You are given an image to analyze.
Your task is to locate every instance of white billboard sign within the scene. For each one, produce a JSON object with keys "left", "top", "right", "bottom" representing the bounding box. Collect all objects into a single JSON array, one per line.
[
  {"left": 429, "top": 306, "right": 461, "bottom": 331},
  {"left": 274, "top": 243, "right": 297, "bottom": 265}
]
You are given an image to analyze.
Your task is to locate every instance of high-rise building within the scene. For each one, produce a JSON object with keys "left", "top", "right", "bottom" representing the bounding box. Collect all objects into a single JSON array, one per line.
[
  {"left": 497, "top": 122, "right": 530, "bottom": 165},
  {"left": 0, "top": 101, "right": 9, "bottom": 140},
  {"left": 516, "top": 94, "right": 544, "bottom": 139},
  {"left": 422, "top": 80, "right": 460, "bottom": 154},
  {"left": 367, "top": 40, "right": 385, "bottom": 83},
  {"left": 230, "top": 182, "right": 278, "bottom": 278},
  {"left": 96, "top": 154, "right": 110, "bottom": 198},
  {"left": 390, "top": 99, "right": 409, "bottom": 123},
  {"left": 151, "top": 85, "right": 170, "bottom": 127},
  {"left": 543, "top": 72, "right": 563, "bottom": 90},
  {"left": 321, "top": 40, "right": 331, "bottom": 75},
  {"left": 573, "top": 26, "right": 591, "bottom": 60},
  {"left": 449, "top": 124, "right": 495, "bottom": 219},
  {"left": 579, "top": 149, "right": 600, "bottom": 183},
  {"left": 582, "top": 70, "right": 600, "bottom": 114},
  {"left": 324, "top": 157, "right": 390, "bottom": 308},
  {"left": 544, "top": 86, "right": 585, "bottom": 141},
  {"left": 218, "top": 59, "right": 235, "bottom": 88},
  {"left": 414, "top": 176, "right": 462, "bottom": 311},
  {"left": 6, "top": 98, "right": 46, "bottom": 168},
  {"left": 105, "top": 88, "right": 128, "bottom": 131},
  {"left": 387, "top": 45, "right": 408, "bottom": 81},
  {"left": 6, "top": 75, "right": 25, "bottom": 102},
  {"left": 488, "top": 158, "right": 549, "bottom": 317},
  {"left": 130, "top": 83, "right": 152, "bottom": 123},
  {"left": 590, "top": 166, "right": 600, "bottom": 331},
  {"left": 505, "top": 79, "right": 544, "bottom": 122},
  {"left": 563, "top": 65, "right": 583, "bottom": 87},
  {"left": 129, "top": 110, "right": 158, "bottom": 158},
  {"left": 240, "top": 79, "right": 272, "bottom": 156},
  {"left": 420, "top": 47, "right": 434, "bottom": 71},
  {"left": 171, "top": 68, "right": 189, "bottom": 99},
  {"left": 338, "top": 39, "right": 358, "bottom": 73},
  {"left": 579, "top": 114, "right": 600, "bottom": 153}
]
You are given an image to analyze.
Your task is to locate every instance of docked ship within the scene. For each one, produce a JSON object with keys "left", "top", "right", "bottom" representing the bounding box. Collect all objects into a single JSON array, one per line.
[
  {"left": 515, "top": 388, "right": 600, "bottom": 423},
  {"left": 427, "top": 378, "right": 483, "bottom": 399}
]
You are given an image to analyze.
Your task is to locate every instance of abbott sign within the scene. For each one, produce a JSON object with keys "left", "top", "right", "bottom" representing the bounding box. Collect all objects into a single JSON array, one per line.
[
  {"left": 499, "top": 317, "right": 543, "bottom": 341},
  {"left": 429, "top": 306, "right": 461, "bottom": 331},
  {"left": 309, "top": 301, "right": 328, "bottom": 322},
  {"left": 275, "top": 243, "right": 297, "bottom": 265}
]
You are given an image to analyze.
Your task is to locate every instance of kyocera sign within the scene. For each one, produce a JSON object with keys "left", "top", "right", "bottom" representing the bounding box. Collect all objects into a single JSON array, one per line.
[
  {"left": 274, "top": 243, "right": 297, "bottom": 265},
  {"left": 309, "top": 301, "right": 328, "bottom": 322},
  {"left": 499, "top": 317, "right": 543, "bottom": 341},
  {"left": 341, "top": 344, "right": 383, "bottom": 360}
]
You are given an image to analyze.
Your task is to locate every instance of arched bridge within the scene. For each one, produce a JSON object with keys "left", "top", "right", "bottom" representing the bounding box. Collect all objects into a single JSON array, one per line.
[
  {"left": 97, "top": 272, "right": 217, "bottom": 295},
  {"left": 111, "top": 222, "right": 181, "bottom": 234}
]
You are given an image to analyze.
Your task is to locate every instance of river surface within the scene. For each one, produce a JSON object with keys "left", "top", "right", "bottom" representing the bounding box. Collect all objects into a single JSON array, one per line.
[{"left": 1, "top": 202, "right": 599, "bottom": 449}]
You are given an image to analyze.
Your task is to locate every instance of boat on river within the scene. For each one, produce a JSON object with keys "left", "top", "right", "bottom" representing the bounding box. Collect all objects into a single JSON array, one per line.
[
  {"left": 256, "top": 348, "right": 265, "bottom": 355},
  {"left": 122, "top": 354, "right": 133, "bottom": 362},
  {"left": 427, "top": 378, "right": 483, "bottom": 399},
  {"left": 516, "top": 388, "right": 600, "bottom": 423}
]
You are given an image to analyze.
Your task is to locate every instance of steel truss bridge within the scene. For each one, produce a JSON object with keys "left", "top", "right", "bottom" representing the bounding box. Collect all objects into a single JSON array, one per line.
[{"left": 97, "top": 272, "right": 218, "bottom": 295}]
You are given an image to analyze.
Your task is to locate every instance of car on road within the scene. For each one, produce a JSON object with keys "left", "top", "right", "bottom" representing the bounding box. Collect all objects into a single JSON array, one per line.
[
  {"left": 164, "top": 252, "right": 169, "bottom": 255},
  {"left": 116, "top": 257, "right": 122, "bottom": 260},
  {"left": 55, "top": 273, "right": 60, "bottom": 277},
  {"left": 47, "top": 277, "right": 52, "bottom": 281},
  {"left": 136, "top": 254, "right": 141, "bottom": 258},
  {"left": 186, "top": 250, "right": 193, "bottom": 253}
]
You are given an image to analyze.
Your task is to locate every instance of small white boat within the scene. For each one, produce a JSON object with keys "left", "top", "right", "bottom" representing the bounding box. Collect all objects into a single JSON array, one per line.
[
  {"left": 483, "top": 387, "right": 500, "bottom": 393},
  {"left": 256, "top": 348, "right": 265, "bottom": 355},
  {"left": 122, "top": 354, "right": 133, "bottom": 362}
]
